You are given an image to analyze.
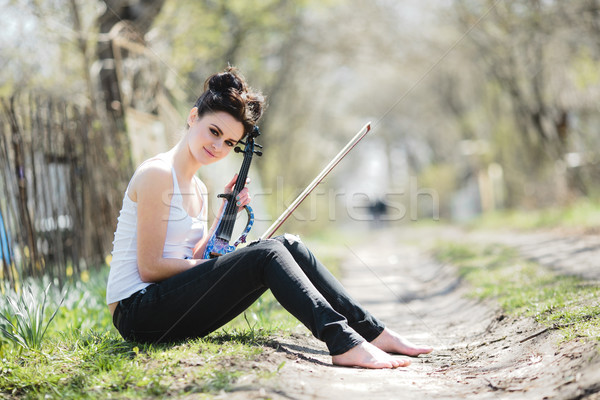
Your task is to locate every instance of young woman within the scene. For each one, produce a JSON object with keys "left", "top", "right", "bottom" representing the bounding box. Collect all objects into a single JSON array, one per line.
[{"left": 106, "top": 67, "right": 432, "bottom": 369}]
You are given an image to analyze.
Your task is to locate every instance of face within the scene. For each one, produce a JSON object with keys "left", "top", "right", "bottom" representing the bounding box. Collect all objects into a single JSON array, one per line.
[{"left": 186, "top": 109, "right": 245, "bottom": 166}]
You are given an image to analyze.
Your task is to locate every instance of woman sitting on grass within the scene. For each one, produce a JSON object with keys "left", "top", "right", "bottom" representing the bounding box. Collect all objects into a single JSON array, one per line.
[{"left": 106, "top": 67, "right": 433, "bottom": 369}]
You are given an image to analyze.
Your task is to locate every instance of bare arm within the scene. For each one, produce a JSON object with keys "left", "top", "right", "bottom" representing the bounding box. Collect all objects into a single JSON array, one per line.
[{"left": 133, "top": 162, "right": 204, "bottom": 282}]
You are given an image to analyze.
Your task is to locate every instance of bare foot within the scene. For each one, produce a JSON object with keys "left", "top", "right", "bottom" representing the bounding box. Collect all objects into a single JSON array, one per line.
[
  {"left": 332, "top": 341, "right": 410, "bottom": 369},
  {"left": 371, "top": 328, "right": 433, "bottom": 356}
]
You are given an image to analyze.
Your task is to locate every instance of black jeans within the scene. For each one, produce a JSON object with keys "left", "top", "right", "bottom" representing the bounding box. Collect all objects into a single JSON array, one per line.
[{"left": 112, "top": 234, "right": 385, "bottom": 355}]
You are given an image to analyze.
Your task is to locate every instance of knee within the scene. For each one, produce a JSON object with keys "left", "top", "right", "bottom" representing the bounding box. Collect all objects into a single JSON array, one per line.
[
  {"left": 272, "top": 233, "right": 312, "bottom": 261},
  {"left": 250, "top": 238, "right": 290, "bottom": 259},
  {"left": 282, "top": 233, "right": 302, "bottom": 244},
  {"left": 273, "top": 233, "right": 303, "bottom": 250},
  {"left": 249, "top": 234, "right": 306, "bottom": 262}
]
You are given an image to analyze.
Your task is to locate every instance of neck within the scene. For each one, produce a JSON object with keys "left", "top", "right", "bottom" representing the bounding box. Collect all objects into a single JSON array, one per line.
[{"left": 168, "top": 139, "right": 201, "bottom": 181}]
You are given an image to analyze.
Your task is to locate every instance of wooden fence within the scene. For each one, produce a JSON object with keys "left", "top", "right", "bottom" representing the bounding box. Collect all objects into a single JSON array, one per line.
[{"left": 0, "top": 94, "right": 132, "bottom": 289}]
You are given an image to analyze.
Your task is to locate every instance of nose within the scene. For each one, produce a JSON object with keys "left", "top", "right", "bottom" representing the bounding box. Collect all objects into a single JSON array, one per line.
[{"left": 212, "top": 139, "right": 222, "bottom": 151}]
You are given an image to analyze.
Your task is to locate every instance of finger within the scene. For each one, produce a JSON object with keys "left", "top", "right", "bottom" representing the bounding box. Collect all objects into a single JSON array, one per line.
[
  {"left": 235, "top": 191, "right": 251, "bottom": 207},
  {"left": 236, "top": 199, "right": 250, "bottom": 208},
  {"left": 224, "top": 174, "right": 239, "bottom": 192}
]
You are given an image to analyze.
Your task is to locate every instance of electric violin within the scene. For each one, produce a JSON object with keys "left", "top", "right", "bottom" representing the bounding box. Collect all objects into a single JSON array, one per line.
[{"left": 202, "top": 126, "right": 263, "bottom": 259}]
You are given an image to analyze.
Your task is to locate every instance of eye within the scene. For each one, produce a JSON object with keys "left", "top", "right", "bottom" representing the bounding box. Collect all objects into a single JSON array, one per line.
[
  {"left": 225, "top": 141, "right": 235, "bottom": 147},
  {"left": 210, "top": 128, "right": 219, "bottom": 136}
]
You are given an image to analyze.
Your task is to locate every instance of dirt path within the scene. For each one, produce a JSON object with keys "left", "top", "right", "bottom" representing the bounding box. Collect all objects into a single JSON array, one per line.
[{"left": 224, "top": 226, "right": 600, "bottom": 400}]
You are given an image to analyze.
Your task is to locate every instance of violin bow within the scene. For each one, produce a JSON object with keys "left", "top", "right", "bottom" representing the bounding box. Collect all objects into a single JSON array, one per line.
[{"left": 260, "top": 122, "right": 372, "bottom": 240}]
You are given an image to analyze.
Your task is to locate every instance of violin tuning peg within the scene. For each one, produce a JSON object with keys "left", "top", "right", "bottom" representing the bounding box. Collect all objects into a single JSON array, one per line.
[
  {"left": 234, "top": 147, "right": 243, "bottom": 153},
  {"left": 255, "top": 143, "right": 263, "bottom": 148},
  {"left": 254, "top": 150, "right": 263, "bottom": 156}
]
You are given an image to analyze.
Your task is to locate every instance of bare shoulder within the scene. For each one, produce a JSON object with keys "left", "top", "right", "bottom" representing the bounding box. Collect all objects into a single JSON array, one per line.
[{"left": 129, "top": 159, "right": 173, "bottom": 202}]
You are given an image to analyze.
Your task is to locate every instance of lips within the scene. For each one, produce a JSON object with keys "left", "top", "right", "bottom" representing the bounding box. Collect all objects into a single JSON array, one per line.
[{"left": 203, "top": 147, "right": 216, "bottom": 157}]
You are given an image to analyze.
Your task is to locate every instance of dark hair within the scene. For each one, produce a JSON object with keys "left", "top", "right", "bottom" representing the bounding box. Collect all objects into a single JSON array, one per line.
[{"left": 193, "top": 67, "right": 265, "bottom": 135}]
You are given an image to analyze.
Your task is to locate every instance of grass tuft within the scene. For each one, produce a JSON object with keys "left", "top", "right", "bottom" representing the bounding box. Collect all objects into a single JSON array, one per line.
[
  {"left": 0, "top": 282, "right": 62, "bottom": 352},
  {"left": 434, "top": 242, "right": 600, "bottom": 343}
]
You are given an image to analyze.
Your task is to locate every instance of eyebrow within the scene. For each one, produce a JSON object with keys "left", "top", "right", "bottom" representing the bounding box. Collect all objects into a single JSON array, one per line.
[
  {"left": 210, "top": 124, "right": 224, "bottom": 136},
  {"left": 211, "top": 123, "right": 243, "bottom": 144}
]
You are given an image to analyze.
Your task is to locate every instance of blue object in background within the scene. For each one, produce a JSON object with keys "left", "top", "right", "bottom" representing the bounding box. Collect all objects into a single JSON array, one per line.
[{"left": 0, "top": 209, "right": 12, "bottom": 266}]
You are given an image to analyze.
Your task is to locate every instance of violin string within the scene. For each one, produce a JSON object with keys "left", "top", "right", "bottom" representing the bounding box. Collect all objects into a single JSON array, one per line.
[
  {"left": 221, "top": 145, "right": 253, "bottom": 236},
  {"left": 223, "top": 162, "right": 243, "bottom": 232}
]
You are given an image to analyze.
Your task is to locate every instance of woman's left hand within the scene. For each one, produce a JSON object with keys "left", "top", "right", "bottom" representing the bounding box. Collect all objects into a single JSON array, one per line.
[{"left": 224, "top": 174, "right": 251, "bottom": 211}]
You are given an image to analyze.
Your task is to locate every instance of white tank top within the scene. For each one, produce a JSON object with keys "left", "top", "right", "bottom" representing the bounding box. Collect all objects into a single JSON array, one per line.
[{"left": 106, "top": 159, "right": 207, "bottom": 304}]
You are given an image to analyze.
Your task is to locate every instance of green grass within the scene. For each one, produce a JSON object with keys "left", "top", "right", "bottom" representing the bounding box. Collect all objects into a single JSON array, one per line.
[
  {"left": 433, "top": 242, "right": 600, "bottom": 342},
  {"left": 0, "top": 267, "right": 299, "bottom": 399},
  {"left": 469, "top": 198, "right": 600, "bottom": 231},
  {"left": 0, "top": 231, "right": 355, "bottom": 399},
  {"left": 0, "top": 330, "right": 281, "bottom": 399}
]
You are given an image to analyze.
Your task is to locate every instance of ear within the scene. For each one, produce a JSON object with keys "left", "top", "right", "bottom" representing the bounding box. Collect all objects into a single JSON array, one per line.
[{"left": 187, "top": 107, "right": 199, "bottom": 126}]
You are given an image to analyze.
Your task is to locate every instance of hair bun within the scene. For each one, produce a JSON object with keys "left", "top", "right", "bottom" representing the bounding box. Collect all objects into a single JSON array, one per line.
[
  {"left": 205, "top": 67, "right": 247, "bottom": 94},
  {"left": 195, "top": 66, "right": 266, "bottom": 134}
]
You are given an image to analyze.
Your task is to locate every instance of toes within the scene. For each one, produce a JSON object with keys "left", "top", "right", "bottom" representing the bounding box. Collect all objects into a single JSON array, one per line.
[
  {"left": 388, "top": 357, "right": 411, "bottom": 368},
  {"left": 377, "top": 360, "right": 394, "bottom": 369},
  {"left": 407, "top": 346, "right": 433, "bottom": 356},
  {"left": 332, "top": 342, "right": 414, "bottom": 369}
]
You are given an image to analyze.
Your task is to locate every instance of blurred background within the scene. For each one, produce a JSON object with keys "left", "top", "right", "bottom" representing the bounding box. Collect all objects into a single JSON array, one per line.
[{"left": 1, "top": 0, "right": 600, "bottom": 288}]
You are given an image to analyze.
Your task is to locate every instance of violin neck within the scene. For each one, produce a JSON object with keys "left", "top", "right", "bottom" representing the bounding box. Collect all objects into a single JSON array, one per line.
[{"left": 215, "top": 144, "right": 253, "bottom": 242}]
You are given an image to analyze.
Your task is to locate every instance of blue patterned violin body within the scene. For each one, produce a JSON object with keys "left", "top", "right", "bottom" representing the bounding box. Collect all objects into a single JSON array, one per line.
[
  {"left": 202, "top": 203, "right": 255, "bottom": 259},
  {"left": 202, "top": 126, "right": 262, "bottom": 259}
]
